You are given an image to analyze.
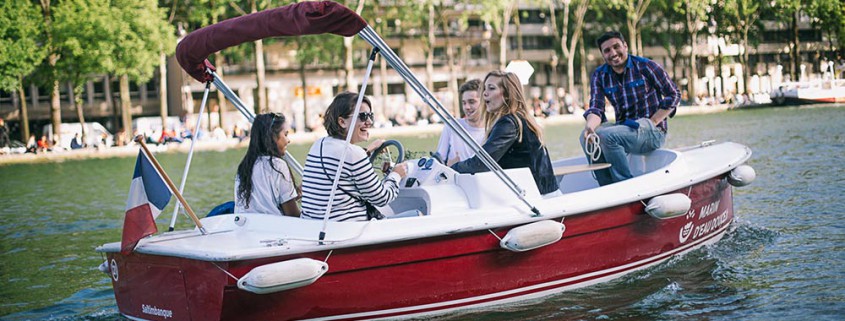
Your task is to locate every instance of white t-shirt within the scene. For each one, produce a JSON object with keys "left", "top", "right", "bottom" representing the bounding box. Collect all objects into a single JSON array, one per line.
[
  {"left": 435, "top": 118, "right": 486, "bottom": 162},
  {"left": 234, "top": 156, "right": 298, "bottom": 215}
]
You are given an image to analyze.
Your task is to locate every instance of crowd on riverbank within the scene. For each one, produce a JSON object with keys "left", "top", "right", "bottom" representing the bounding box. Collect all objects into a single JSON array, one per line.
[{"left": 0, "top": 103, "right": 739, "bottom": 166}]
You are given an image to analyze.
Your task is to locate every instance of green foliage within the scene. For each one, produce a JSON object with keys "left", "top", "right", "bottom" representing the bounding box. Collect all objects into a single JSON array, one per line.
[
  {"left": 292, "top": 34, "right": 344, "bottom": 68},
  {"left": 806, "top": 0, "right": 845, "bottom": 48},
  {"left": 51, "top": 0, "right": 119, "bottom": 86},
  {"left": 472, "top": 0, "right": 515, "bottom": 34},
  {"left": 111, "top": 0, "right": 176, "bottom": 82},
  {"left": 0, "top": 0, "right": 47, "bottom": 91}
]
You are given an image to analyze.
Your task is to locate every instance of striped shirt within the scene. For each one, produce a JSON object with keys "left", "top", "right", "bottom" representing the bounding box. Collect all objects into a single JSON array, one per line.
[
  {"left": 586, "top": 55, "right": 680, "bottom": 131},
  {"left": 300, "top": 137, "right": 401, "bottom": 222}
]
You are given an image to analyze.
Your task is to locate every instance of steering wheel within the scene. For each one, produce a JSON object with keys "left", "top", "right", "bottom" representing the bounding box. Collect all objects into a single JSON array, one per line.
[{"left": 369, "top": 140, "right": 405, "bottom": 169}]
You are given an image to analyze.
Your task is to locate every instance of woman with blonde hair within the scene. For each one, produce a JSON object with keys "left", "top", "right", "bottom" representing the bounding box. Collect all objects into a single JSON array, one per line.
[{"left": 451, "top": 71, "right": 559, "bottom": 196}]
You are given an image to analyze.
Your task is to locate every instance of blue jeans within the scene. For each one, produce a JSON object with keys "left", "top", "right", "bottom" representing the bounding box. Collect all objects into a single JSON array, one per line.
[{"left": 580, "top": 118, "right": 665, "bottom": 186}]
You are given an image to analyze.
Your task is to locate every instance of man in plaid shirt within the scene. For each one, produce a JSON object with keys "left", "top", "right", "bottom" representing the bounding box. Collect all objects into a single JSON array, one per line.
[{"left": 580, "top": 31, "right": 680, "bottom": 186}]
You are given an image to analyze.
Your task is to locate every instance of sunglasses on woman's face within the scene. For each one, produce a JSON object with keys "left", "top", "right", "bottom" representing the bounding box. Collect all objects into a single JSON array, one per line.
[{"left": 356, "top": 112, "right": 374, "bottom": 123}]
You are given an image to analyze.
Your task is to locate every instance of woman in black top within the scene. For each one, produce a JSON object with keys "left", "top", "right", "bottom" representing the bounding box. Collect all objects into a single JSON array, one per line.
[{"left": 451, "top": 71, "right": 559, "bottom": 196}]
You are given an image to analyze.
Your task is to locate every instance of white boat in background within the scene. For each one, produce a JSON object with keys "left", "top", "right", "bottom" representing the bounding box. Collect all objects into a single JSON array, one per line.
[{"left": 771, "top": 64, "right": 845, "bottom": 105}]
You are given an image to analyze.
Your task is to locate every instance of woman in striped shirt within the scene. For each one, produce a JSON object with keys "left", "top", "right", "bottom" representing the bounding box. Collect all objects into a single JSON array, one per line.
[{"left": 300, "top": 92, "right": 409, "bottom": 222}]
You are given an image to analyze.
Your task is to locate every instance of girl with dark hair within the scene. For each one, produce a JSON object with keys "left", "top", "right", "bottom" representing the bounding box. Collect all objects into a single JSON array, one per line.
[
  {"left": 451, "top": 71, "right": 560, "bottom": 196},
  {"left": 235, "top": 113, "right": 301, "bottom": 216},
  {"left": 300, "top": 92, "right": 409, "bottom": 222}
]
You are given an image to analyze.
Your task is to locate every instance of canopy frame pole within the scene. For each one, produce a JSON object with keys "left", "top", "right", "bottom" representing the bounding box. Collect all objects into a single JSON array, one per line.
[
  {"left": 208, "top": 69, "right": 305, "bottom": 176},
  {"left": 168, "top": 81, "right": 211, "bottom": 231},
  {"left": 359, "top": 27, "right": 540, "bottom": 216},
  {"left": 318, "top": 48, "right": 380, "bottom": 242}
]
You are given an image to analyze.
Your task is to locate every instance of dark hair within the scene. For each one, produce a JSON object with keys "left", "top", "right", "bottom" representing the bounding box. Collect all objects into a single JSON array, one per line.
[
  {"left": 595, "top": 31, "right": 625, "bottom": 49},
  {"left": 236, "top": 113, "right": 288, "bottom": 208},
  {"left": 323, "top": 91, "right": 371, "bottom": 138},
  {"left": 459, "top": 79, "right": 481, "bottom": 98}
]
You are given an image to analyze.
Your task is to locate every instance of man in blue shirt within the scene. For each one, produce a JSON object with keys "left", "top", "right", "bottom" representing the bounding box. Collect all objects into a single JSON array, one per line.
[{"left": 581, "top": 31, "right": 680, "bottom": 186}]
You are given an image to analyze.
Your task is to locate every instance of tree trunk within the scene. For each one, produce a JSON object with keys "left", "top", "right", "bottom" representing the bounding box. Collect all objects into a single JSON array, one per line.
[
  {"left": 211, "top": 1, "right": 226, "bottom": 129},
  {"left": 214, "top": 52, "right": 226, "bottom": 131},
  {"left": 344, "top": 0, "right": 367, "bottom": 91},
  {"left": 159, "top": 52, "right": 169, "bottom": 133},
  {"left": 791, "top": 11, "right": 800, "bottom": 80},
  {"left": 120, "top": 75, "right": 132, "bottom": 143},
  {"left": 560, "top": 2, "right": 571, "bottom": 97},
  {"left": 50, "top": 79, "right": 61, "bottom": 145},
  {"left": 742, "top": 30, "right": 750, "bottom": 93},
  {"left": 687, "top": 7, "right": 698, "bottom": 99},
  {"left": 102, "top": 75, "right": 117, "bottom": 133},
  {"left": 426, "top": 3, "right": 435, "bottom": 92},
  {"left": 627, "top": 20, "right": 638, "bottom": 56},
  {"left": 378, "top": 23, "right": 388, "bottom": 120},
  {"left": 515, "top": 5, "right": 523, "bottom": 60},
  {"left": 299, "top": 61, "right": 308, "bottom": 133},
  {"left": 255, "top": 39, "right": 267, "bottom": 113},
  {"left": 41, "top": 1, "right": 62, "bottom": 145},
  {"left": 579, "top": 34, "right": 588, "bottom": 109},
  {"left": 548, "top": 0, "right": 559, "bottom": 88},
  {"left": 499, "top": 2, "right": 515, "bottom": 70},
  {"left": 73, "top": 84, "right": 88, "bottom": 143},
  {"left": 249, "top": 1, "right": 267, "bottom": 113},
  {"left": 17, "top": 79, "right": 30, "bottom": 141},
  {"left": 344, "top": 37, "right": 357, "bottom": 91},
  {"left": 438, "top": 6, "right": 459, "bottom": 116}
]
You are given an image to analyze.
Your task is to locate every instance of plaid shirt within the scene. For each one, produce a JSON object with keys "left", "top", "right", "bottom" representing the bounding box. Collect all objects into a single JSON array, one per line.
[{"left": 585, "top": 55, "right": 680, "bottom": 131}]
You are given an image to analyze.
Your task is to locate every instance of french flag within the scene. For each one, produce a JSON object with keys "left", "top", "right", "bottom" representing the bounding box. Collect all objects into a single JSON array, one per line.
[{"left": 122, "top": 150, "right": 172, "bottom": 255}]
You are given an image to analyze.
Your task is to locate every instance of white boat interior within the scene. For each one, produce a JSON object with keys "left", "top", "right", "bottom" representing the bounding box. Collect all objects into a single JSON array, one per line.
[{"left": 96, "top": 141, "right": 752, "bottom": 262}]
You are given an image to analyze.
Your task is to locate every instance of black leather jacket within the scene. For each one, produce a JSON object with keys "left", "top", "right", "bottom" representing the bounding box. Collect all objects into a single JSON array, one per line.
[{"left": 451, "top": 114, "right": 559, "bottom": 195}]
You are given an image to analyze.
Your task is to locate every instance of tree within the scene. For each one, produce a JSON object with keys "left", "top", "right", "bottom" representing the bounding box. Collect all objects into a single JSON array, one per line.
[
  {"left": 716, "top": 0, "right": 760, "bottom": 93},
  {"left": 549, "top": 0, "right": 590, "bottom": 102},
  {"left": 770, "top": 0, "right": 804, "bottom": 79},
  {"left": 672, "top": 0, "right": 709, "bottom": 98},
  {"left": 342, "top": 0, "right": 366, "bottom": 92},
  {"left": 34, "top": 0, "right": 64, "bottom": 146},
  {"left": 229, "top": 0, "right": 270, "bottom": 114},
  {"left": 607, "top": 0, "right": 652, "bottom": 56},
  {"left": 51, "top": 0, "right": 120, "bottom": 143},
  {"left": 805, "top": 0, "right": 845, "bottom": 55},
  {"left": 111, "top": 0, "right": 176, "bottom": 143},
  {"left": 476, "top": 0, "right": 518, "bottom": 70},
  {"left": 290, "top": 34, "right": 343, "bottom": 132},
  {"left": 0, "top": 0, "right": 46, "bottom": 141},
  {"left": 652, "top": 0, "right": 688, "bottom": 81}
]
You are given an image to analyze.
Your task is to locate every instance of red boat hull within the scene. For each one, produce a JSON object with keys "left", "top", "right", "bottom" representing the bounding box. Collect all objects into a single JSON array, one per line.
[{"left": 108, "top": 175, "right": 734, "bottom": 321}]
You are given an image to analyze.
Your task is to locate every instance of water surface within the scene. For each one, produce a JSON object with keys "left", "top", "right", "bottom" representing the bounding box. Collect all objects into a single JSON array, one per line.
[{"left": 1, "top": 105, "right": 843, "bottom": 320}]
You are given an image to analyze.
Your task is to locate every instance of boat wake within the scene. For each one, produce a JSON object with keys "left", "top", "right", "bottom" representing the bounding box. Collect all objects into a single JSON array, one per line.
[{"left": 429, "top": 220, "right": 778, "bottom": 321}]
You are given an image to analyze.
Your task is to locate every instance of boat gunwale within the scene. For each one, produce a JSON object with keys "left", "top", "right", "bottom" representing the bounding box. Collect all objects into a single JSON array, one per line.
[{"left": 96, "top": 142, "right": 751, "bottom": 261}]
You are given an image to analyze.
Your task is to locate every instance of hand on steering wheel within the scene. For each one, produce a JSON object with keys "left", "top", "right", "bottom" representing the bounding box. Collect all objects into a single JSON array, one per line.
[{"left": 368, "top": 139, "right": 405, "bottom": 174}]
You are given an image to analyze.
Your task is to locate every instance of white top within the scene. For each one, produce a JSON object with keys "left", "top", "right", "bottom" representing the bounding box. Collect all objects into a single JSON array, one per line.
[
  {"left": 435, "top": 118, "right": 486, "bottom": 162},
  {"left": 300, "top": 137, "right": 401, "bottom": 222},
  {"left": 234, "top": 156, "right": 298, "bottom": 216}
]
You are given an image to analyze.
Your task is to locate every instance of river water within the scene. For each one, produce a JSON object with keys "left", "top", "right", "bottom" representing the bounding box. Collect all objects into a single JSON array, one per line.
[{"left": 1, "top": 105, "right": 843, "bottom": 320}]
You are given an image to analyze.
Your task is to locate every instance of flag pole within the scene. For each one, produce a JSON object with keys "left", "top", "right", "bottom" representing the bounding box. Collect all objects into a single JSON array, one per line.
[{"left": 134, "top": 136, "right": 208, "bottom": 235}]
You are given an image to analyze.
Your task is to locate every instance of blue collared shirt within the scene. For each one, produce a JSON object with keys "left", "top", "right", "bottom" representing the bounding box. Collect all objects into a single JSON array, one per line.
[{"left": 585, "top": 55, "right": 680, "bottom": 131}]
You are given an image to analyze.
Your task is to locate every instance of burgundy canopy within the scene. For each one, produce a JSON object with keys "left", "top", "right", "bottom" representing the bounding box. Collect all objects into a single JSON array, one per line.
[{"left": 176, "top": 1, "right": 367, "bottom": 82}]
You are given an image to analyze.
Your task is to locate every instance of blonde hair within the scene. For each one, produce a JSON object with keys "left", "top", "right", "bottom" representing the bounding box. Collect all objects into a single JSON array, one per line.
[{"left": 481, "top": 71, "right": 544, "bottom": 144}]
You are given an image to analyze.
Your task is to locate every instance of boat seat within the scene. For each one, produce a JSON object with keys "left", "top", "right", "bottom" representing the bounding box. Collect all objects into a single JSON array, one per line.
[
  {"left": 455, "top": 168, "right": 541, "bottom": 209},
  {"left": 553, "top": 163, "right": 610, "bottom": 176},
  {"left": 385, "top": 209, "right": 424, "bottom": 219}
]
